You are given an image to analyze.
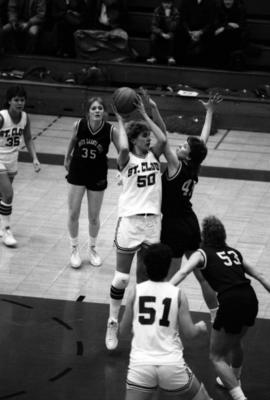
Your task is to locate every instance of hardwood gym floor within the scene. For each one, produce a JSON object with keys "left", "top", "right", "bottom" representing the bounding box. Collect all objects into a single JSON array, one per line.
[{"left": 0, "top": 114, "right": 270, "bottom": 399}]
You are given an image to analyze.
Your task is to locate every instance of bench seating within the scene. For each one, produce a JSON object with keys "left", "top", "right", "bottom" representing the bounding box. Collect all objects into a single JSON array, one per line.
[{"left": 125, "top": 1, "right": 270, "bottom": 69}]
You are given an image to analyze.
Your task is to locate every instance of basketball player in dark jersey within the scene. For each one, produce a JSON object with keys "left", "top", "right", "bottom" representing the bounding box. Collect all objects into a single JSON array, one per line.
[
  {"left": 64, "top": 96, "right": 126, "bottom": 269},
  {"left": 170, "top": 215, "right": 270, "bottom": 400},
  {"left": 142, "top": 89, "right": 222, "bottom": 321}
]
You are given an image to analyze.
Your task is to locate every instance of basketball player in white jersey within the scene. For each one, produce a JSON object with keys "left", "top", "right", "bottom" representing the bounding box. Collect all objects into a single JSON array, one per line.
[
  {"left": 0, "top": 85, "right": 40, "bottom": 246},
  {"left": 105, "top": 97, "right": 166, "bottom": 351},
  {"left": 120, "top": 243, "right": 212, "bottom": 400}
]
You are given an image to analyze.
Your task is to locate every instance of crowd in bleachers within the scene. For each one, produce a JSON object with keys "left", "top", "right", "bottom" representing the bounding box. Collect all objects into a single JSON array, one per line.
[
  {"left": 147, "top": 0, "right": 248, "bottom": 69},
  {"left": 0, "top": 0, "right": 249, "bottom": 70}
]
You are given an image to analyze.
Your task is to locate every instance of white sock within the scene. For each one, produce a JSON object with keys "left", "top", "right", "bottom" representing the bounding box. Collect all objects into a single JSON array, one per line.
[
  {"left": 229, "top": 386, "right": 246, "bottom": 400},
  {"left": 70, "top": 236, "right": 79, "bottom": 248},
  {"left": 90, "top": 236, "right": 97, "bottom": 248}
]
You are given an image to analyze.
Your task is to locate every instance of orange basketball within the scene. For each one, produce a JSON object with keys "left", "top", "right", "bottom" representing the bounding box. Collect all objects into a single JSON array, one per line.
[{"left": 112, "top": 87, "right": 137, "bottom": 114}]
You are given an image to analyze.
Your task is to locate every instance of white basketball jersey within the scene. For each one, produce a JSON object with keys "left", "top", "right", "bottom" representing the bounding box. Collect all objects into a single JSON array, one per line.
[
  {"left": 0, "top": 109, "right": 27, "bottom": 155},
  {"left": 118, "top": 151, "right": 162, "bottom": 217},
  {"left": 130, "top": 281, "right": 184, "bottom": 365}
]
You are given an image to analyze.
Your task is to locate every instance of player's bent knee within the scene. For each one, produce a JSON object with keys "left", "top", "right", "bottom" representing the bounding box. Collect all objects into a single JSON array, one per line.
[
  {"left": 110, "top": 271, "right": 130, "bottom": 300},
  {"left": 192, "top": 383, "right": 212, "bottom": 400}
]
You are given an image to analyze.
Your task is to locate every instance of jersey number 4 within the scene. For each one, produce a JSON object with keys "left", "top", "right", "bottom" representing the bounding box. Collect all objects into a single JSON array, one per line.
[{"left": 138, "top": 296, "right": 172, "bottom": 326}]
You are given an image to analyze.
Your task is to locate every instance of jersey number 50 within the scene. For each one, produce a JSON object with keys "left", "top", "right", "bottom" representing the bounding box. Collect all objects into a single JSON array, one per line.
[
  {"left": 138, "top": 296, "right": 172, "bottom": 327},
  {"left": 137, "top": 173, "right": 156, "bottom": 187}
]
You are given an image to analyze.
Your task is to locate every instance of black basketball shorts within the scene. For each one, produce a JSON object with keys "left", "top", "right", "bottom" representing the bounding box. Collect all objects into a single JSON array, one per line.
[
  {"left": 214, "top": 284, "right": 258, "bottom": 334},
  {"left": 161, "top": 212, "right": 201, "bottom": 258},
  {"left": 66, "top": 162, "right": 107, "bottom": 191}
]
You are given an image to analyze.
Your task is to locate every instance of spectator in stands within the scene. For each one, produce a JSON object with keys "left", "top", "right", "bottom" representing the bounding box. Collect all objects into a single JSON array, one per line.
[
  {"left": 179, "top": 0, "right": 217, "bottom": 66},
  {"left": 51, "top": 0, "right": 87, "bottom": 57},
  {"left": 5, "top": 0, "right": 46, "bottom": 54},
  {"left": 0, "top": 0, "right": 8, "bottom": 53},
  {"left": 146, "top": 0, "right": 179, "bottom": 66},
  {"left": 88, "top": 0, "right": 128, "bottom": 31},
  {"left": 213, "top": 0, "right": 247, "bottom": 70}
]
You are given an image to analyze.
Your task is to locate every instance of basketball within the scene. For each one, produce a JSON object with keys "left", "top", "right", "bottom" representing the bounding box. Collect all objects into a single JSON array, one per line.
[{"left": 112, "top": 87, "right": 137, "bottom": 114}]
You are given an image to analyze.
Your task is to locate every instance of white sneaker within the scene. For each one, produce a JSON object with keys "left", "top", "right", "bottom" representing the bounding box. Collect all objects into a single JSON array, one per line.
[
  {"left": 105, "top": 319, "right": 119, "bottom": 350},
  {"left": 168, "top": 57, "right": 176, "bottom": 65},
  {"left": 216, "top": 376, "right": 241, "bottom": 388},
  {"left": 70, "top": 246, "right": 82, "bottom": 269},
  {"left": 146, "top": 57, "right": 157, "bottom": 64},
  {"left": 89, "top": 247, "right": 102, "bottom": 267},
  {"left": 2, "top": 228, "right": 17, "bottom": 247}
]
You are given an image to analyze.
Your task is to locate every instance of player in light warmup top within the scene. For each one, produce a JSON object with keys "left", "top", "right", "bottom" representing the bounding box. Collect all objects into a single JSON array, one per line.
[
  {"left": 64, "top": 96, "right": 125, "bottom": 268},
  {"left": 0, "top": 85, "right": 40, "bottom": 247},
  {"left": 105, "top": 96, "right": 166, "bottom": 350},
  {"left": 170, "top": 215, "right": 270, "bottom": 400},
  {"left": 120, "top": 243, "right": 213, "bottom": 400}
]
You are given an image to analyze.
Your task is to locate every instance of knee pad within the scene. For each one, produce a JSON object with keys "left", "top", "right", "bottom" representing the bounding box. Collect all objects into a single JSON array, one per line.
[
  {"left": 110, "top": 271, "right": 130, "bottom": 300},
  {"left": 112, "top": 271, "right": 130, "bottom": 290},
  {"left": 0, "top": 200, "right": 12, "bottom": 216}
]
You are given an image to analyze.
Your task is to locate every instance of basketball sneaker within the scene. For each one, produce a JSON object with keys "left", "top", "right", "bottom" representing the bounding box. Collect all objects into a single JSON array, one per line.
[
  {"left": 105, "top": 318, "right": 119, "bottom": 350},
  {"left": 89, "top": 246, "right": 101, "bottom": 267},
  {"left": 2, "top": 228, "right": 17, "bottom": 247},
  {"left": 146, "top": 57, "right": 157, "bottom": 64},
  {"left": 70, "top": 246, "right": 82, "bottom": 269},
  {"left": 168, "top": 57, "right": 176, "bottom": 66}
]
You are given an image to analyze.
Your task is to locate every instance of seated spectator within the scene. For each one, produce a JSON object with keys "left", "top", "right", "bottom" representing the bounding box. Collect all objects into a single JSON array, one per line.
[
  {"left": 179, "top": 0, "right": 217, "bottom": 66},
  {"left": 146, "top": 0, "right": 179, "bottom": 66},
  {"left": 51, "top": 0, "right": 87, "bottom": 57},
  {"left": 88, "top": 0, "right": 128, "bottom": 31},
  {"left": 0, "top": 0, "right": 8, "bottom": 53},
  {"left": 213, "top": 0, "right": 247, "bottom": 69},
  {"left": 4, "top": 0, "right": 46, "bottom": 54},
  {"left": 73, "top": 0, "right": 132, "bottom": 62}
]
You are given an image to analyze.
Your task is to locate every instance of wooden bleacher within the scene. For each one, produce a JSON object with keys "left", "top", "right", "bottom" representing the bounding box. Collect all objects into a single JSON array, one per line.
[
  {"left": 125, "top": 0, "right": 270, "bottom": 70},
  {"left": 0, "top": 0, "right": 269, "bottom": 132}
]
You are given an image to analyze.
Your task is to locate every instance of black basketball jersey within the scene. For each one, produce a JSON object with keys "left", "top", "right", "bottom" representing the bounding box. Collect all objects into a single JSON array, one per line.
[
  {"left": 72, "top": 118, "right": 113, "bottom": 177},
  {"left": 198, "top": 245, "right": 250, "bottom": 295},
  {"left": 161, "top": 161, "right": 197, "bottom": 217}
]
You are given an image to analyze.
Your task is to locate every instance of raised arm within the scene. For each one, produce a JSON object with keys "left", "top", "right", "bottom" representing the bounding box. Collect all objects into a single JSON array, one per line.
[
  {"left": 199, "top": 93, "right": 222, "bottom": 144},
  {"left": 242, "top": 259, "right": 270, "bottom": 292},
  {"left": 140, "top": 87, "right": 167, "bottom": 134},
  {"left": 178, "top": 290, "right": 207, "bottom": 339},
  {"left": 140, "top": 88, "right": 179, "bottom": 172},
  {"left": 111, "top": 104, "right": 130, "bottom": 170},
  {"left": 135, "top": 95, "right": 166, "bottom": 158},
  {"left": 170, "top": 250, "right": 204, "bottom": 286}
]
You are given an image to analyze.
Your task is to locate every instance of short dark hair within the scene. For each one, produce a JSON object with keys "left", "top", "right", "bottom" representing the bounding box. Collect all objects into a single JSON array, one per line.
[
  {"left": 144, "top": 243, "right": 172, "bottom": 281},
  {"left": 187, "top": 136, "right": 208, "bottom": 165},
  {"left": 125, "top": 120, "right": 149, "bottom": 150},
  {"left": 4, "top": 85, "right": 27, "bottom": 108},
  {"left": 201, "top": 215, "right": 227, "bottom": 248}
]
